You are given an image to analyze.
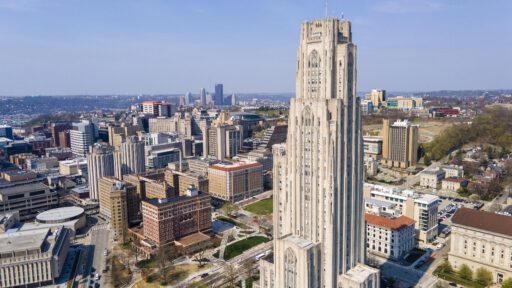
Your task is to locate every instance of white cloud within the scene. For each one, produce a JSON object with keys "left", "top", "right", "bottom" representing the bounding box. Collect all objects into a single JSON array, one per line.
[{"left": 371, "top": 0, "right": 445, "bottom": 13}]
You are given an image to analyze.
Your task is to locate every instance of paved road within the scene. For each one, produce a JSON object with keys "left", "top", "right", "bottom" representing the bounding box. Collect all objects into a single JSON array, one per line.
[
  {"left": 176, "top": 241, "right": 273, "bottom": 287},
  {"left": 84, "top": 224, "right": 110, "bottom": 288},
  {"left": 380, "top": 259, "right": 437, "bottom": 288}
]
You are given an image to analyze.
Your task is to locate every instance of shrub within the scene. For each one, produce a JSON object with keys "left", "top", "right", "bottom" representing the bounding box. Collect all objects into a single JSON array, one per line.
[{"left": 458, "top": 264, "right": 473, "bottom": 281}]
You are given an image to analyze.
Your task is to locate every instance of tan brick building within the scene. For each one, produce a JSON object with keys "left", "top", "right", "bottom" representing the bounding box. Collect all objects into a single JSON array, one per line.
[
  {"left": 98, "top": 177, "right": 138, "bottom": 243},
  {"left": 208, "top": 161, "right": 263, "bottom": 202}
]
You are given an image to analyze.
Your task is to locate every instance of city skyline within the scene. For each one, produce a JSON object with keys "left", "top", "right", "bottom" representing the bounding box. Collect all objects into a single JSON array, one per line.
[{"left": 0, "top": 0, "right": 511, "bottom": 95}]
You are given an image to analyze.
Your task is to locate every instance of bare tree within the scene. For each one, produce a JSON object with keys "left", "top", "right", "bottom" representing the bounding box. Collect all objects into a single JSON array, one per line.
[
  {"left": 222, "top": 202, "right": 240, "bottom": 217},
  {"left": 223, "top": 264, "right": 238, "bottom": 288},
  {"left": 193, "top": 246, "right": 208, "bottom": 267}
]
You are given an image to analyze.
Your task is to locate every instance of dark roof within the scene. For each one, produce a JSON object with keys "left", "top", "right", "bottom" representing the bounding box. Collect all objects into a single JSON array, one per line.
[{"left": 452, "top": 207, "right": 512, "bottom": 237}]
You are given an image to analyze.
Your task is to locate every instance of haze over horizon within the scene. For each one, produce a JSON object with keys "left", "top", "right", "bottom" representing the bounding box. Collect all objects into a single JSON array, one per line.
[{"left": 0, "top": 0, "right": 510, "bottom": 96}]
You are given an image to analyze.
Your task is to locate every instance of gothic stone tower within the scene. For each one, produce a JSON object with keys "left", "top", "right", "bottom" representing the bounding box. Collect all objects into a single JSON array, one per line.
[{"left": 259, "top": 18, "right": 379, "bottom": 288}]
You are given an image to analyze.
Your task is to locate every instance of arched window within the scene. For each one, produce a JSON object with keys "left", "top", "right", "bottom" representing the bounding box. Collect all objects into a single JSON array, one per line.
[
  {"left": 284, "top": 248, "right": 297, "bottom": 288},
  {"left": 302, "top": 106, "right": 313, "bottom": 238},
  {"left": 307, "top": 50, "right": 321, "bottom": 98}
]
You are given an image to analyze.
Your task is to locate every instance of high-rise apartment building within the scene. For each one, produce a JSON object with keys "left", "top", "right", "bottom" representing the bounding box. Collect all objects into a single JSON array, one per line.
[
  {"left": 141, "top": 101, "right": 176, "bottom": 117},
  {"left": 200, "top": 88, "right": 207, "bottom": 107},
  {"left": 50, "top": 122, "right": 71, "bottom": 147},
  {"left": 214, "top": 84, "right": 223, "bottom": 106},
  {"left": 0, "top": 125, "right": 13, "bottom": 140},
  {"left": 70, "top": 120, "right": 95, "bottom": 157},
  {"left": 108, "top": 124, "right": 139, "bottom": 147},
  {"left": 58, "top": 131, "right": 71, "bottom": 148},
  {"left": 259, "top": 19, "right": 379, "bottom": 288},
  {"left": 87, "top": 144, "right": 115, "bottom": 199},
  {"left": 114, "top": 135, "right": 145, "bottom": 179},
  {"left": 203, "top": 124, "right": 242, "bottom": 160},
  {"left": 381, "top": 119, "right": 419, "bottom": 168},
  {"left": 366, "top": 89, "right": 386, "bottom": 110},
  {"left": 98, "top": 177, "right": 138, "bottom": 242}
]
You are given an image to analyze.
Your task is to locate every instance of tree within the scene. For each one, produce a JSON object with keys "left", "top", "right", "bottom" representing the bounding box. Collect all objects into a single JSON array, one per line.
[
  {"left": 193, "top": 246, "right": 208, "bottom": 267},
  {"left": 242, "top": 258, "right": 256, "bottom": 286},
  {"left": 458, "top": 264, "right": 473, "bottom": 280},
  {"left": 424, "top": 154, "right": 432, "bottom": 166},
  {"left": 438, "top": 260, "right": 454, "bottom": 274},
  {"left": 457, "top": 187, "right": 469, "bottom": 196},
  {"left": 223, "top": 264, "right": 238, "bottom": 288},
  {"left": 501, "top": 278, "right": 512, "bottom": 288},
  {"left": 222, "top": 202, "right": 240, "bottom": 217},
  {"left": 475, "top": 267, "right": 493, "bottom": 286}
]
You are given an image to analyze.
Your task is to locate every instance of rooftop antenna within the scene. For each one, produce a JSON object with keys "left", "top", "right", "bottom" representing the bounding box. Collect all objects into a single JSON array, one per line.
[{"left": 324, "top": 0, "right": 328, "bottom": 18}]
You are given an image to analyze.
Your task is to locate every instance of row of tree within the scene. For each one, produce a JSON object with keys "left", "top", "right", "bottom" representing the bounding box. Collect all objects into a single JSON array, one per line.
[
  {"left": 437, "top": 260, "right": 512, "bottom": 287},
  {"left": 425, "top": 106, "right": 512, "bottom": 161}
]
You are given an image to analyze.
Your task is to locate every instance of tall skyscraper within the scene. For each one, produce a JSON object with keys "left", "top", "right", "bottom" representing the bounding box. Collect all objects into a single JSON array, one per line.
[
  {"left": 214, "top": 83, "right": 223, "bottom": 106},
  {"left": 381, "top": 119, "right": 419, "bottom": 168},
  {"left": 200, "top": 88, "right": 207, "bottom": 107},
  {"left": 70, "top": 120, "right": 95, "bottom": 157},
  {"left": 185, "top": 92, "right": 192, "bottom": 105},
  {"left": 87, "top": 144, "right": 115, "bottom": 199},
  {"left": 259, "top": 19, "right": 379, "bottom": 288},
  {"left": 114, "top": 135, "right": 145, "bottom": 179}
]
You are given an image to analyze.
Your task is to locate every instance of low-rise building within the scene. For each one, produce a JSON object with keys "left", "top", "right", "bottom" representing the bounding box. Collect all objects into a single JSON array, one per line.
[
  {"left": 365, "top": 214, "right": 416, "bottom": 260},
  {"left": 0, "top": 227, "right": 70, "bottom": 287},
  {"left": 0, "top": 182, "right": 57, "bottom": 220},
  {"left": 442, "top": 177, "right": 468, "bottom": 192},
  {"left": 0, "top": 211, "right": 20, "bottom": 233},
  {"left": 363, "top": 137, "right": 383, "bottom": 159},
  {"left": 364, "top": 184, "right": 439, "bottom": 243},
  {"left": 208, "top": 161, "right": 263, "bottom": 202},
  {"left": 420, "top": 168, "right": 446, "bottom": 189},
  {"left": 365, "top": 198, "right": 400, "bottom": 217},
  {"left": 441, "top": 165, "right": 464, "bottom": 178},
  {"left": 449, "top": 208, "right": 512, "bottom": 284},
  {"left": 59, "top": 158, "right": 87, "bottom": 176}
]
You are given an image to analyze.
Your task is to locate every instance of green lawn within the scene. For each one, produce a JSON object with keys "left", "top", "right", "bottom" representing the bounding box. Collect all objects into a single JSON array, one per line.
[
  {"left": 245, "top": 198, "right": 273, "bottom": 215},
  {"left": 223, "top": 236, "right": 269, "bottom": 260}
]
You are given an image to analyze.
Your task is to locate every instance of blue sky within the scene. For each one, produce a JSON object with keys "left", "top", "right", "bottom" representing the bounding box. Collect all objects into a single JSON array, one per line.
[{"left": 0, "top": 0, "right": 510, "bottom": 95}]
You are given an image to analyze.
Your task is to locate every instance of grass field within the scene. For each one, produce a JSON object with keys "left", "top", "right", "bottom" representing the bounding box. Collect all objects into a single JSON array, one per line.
[
  {"left": 244, "top": 198, "right": 273, "bottom": 215},
  {"left": 223, "top": 236, "right": 269, "bottom": 260}
]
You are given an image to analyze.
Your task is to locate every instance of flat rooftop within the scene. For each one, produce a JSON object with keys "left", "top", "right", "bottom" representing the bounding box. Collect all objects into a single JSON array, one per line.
[
  {"left": 0, "top": 182, "right": 49, "bottom": 197},
  {"left": 0, "top": 227, "right": 49, "bottom": 254},
  {"left": 36, "top": 206, "right": 84, "bottom": 222}
]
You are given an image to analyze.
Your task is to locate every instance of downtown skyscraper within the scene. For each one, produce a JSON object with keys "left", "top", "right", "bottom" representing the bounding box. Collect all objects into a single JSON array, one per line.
[{"left": 259, "top": 18, "right": 379, "bottom": 288}]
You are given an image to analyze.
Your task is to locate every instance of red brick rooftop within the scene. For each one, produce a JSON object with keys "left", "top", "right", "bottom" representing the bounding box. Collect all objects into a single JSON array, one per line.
[
  {"left": 365, "top": 214, "right": 415, "bottom": 230},
  {"left": 210, "top": 162, "right": 262, "bottom": 172},
  {"left": 452, "top": 207, "right": 512, "bottom": 237}
]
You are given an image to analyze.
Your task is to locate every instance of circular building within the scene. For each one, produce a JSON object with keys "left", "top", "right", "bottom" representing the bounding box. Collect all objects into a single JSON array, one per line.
[{"left": 36, "top": 206, "right": 86, "bottom": 233}]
